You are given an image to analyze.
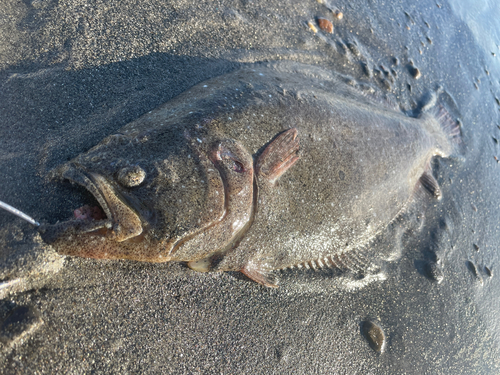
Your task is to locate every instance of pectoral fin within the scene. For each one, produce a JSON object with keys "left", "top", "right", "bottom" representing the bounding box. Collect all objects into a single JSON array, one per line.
[
  {"left": 419, "top": 170, "right": 442, "bottom": 200},
  {"left": 256, "top": 128, "right": 300, "bottom": 184}
]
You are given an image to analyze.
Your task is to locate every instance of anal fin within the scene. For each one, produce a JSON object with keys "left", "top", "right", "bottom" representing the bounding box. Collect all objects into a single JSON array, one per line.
[
  {"left": 256, "top": 128, "right": 300, "bottom": 184},
  {"left": 293, "top": 248, "right": 376, "bottom": 275}
]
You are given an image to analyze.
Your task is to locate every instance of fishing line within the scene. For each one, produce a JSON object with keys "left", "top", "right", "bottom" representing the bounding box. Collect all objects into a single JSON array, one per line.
[{"left": 0, "top": 199, "right": 40, "bottom": 226}]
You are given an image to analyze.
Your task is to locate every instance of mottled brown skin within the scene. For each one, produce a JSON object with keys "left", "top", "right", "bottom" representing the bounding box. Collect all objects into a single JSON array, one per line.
[{"left": 39, "top": 62, "right": 459, "bottom": 287}]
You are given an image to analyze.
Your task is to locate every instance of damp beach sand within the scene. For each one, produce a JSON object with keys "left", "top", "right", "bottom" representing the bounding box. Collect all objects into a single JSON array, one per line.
[{"left": 1, "top": 0, "right": 500, "bottom": 373}]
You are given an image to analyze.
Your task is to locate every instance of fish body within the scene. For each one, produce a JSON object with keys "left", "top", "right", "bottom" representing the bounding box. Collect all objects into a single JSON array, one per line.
[{"left": 40, "top": 62, "right": 460, "bottom": 286}]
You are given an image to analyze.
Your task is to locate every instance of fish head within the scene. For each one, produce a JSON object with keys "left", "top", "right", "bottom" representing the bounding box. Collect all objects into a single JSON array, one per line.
[{"left": 39, "top": 125, "right": 252, "bottom": 263}]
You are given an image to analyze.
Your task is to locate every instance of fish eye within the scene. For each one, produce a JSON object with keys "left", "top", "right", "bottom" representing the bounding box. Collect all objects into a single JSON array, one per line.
[
  {"left": 217, "top": 148, "right": 246, "bottom": 173},
  {"left": 117, "top": 165, "right": 146, "bottom": 187},
  {"left": 231, "top": 160, "right": 245, "bottom": 173}
]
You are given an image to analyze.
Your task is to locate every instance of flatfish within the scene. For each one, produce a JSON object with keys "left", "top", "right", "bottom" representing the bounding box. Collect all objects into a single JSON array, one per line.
[{"left": 39, "top": 62, "right": 461, "bottom": 287}]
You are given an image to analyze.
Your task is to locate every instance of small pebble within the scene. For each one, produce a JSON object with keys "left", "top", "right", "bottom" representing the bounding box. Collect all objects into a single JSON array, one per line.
[
  {"left": 307, "top": 21, "right": 318, "bottom": 33},
  {"left": 317, "top": 18, "right": 334, "bottom": 33},
  {"left": 361, "top": 320, "right": 386, "bottom": 353},
  {"left": 411, "top": 66, "right": 422, "bottom": 79},
  {"left": 334, "top": 10, "right": 343, "bottom": 20}
]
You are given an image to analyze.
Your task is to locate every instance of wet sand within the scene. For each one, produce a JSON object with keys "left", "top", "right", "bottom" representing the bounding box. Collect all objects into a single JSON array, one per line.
[{"left": 1, "top": 0, "right": 500, "bottom": 373}]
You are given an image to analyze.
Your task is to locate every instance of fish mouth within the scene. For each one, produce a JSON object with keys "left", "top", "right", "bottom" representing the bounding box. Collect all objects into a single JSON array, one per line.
[{"left": 40, "top": 164, "right": 143, "bottom": 244}]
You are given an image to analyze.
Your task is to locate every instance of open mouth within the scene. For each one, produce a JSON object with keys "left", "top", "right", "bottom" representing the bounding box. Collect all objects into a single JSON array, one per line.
[{"left": 40, "top": 164, "right": 143, "bottom": 244}]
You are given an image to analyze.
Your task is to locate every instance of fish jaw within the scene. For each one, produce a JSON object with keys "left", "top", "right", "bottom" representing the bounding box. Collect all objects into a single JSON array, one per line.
[
  {"left": 38, "top": 164, "right": 170, "bottom": 261},
  {"left": 85, "top": 171, "right": 143, "bottom": 242}
]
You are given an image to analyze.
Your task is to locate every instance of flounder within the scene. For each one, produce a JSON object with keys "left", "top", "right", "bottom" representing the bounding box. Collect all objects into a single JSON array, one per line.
[{"left": 39, "top": 62, "right": 461, "bottom": 287}]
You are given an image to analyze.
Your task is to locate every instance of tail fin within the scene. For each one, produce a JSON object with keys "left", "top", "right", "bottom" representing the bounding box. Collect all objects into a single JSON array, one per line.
[
  {"left": 433, "top": 105, "right": 462, "bottom": 145},
  {"left": 421, "top": 104, "right": 464, "bottom": 158}
]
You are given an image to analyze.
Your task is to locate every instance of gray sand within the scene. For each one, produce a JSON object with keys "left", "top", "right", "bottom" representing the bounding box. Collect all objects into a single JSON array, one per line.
[{"left": 1, "top": 0, "right": 500, "bottom": 373}]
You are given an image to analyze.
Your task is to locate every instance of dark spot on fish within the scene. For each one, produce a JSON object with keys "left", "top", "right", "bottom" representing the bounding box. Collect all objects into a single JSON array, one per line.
[
  {"left": 492, "top": 137, "right": 498, "bottom": 144},
  {"left": 473, "top": 243, "right": 479, "bottom": 252},
  {"left": 361, "top": 320, "right": 385, "bottom": 353}
]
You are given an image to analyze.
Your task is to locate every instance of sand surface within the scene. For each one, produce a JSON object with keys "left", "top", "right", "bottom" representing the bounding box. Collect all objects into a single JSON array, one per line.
[{"left": 1, "top": 0, "right": 500, "bottom": 373}]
